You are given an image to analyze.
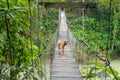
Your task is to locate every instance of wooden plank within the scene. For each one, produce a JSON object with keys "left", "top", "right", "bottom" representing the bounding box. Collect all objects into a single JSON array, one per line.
[
  {"left": 39, "top": 2, "right": 97, "bottom": 8},
  {"left": 51, "top": 75, "right": 81, "bottom": 78},
  {"left": 50, "top": 11, "right": 82, "bottom": 80},
  {"left": 50, "top": 77, "right": 82, "bottom": 80}
]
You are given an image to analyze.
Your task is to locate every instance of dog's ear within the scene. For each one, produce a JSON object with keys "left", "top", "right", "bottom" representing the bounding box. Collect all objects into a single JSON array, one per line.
[{"left": 66, "top": 41, "right": 69, "bottom": 43}]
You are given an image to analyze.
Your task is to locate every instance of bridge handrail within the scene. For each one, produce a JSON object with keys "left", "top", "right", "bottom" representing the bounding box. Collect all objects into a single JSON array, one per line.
[
  {"left": 20, "top": 27, "right": 59, "bottom": 80},
  {"left": 67, "top": 28, "right": 118, "bottom": 80},
  {"left": 21, "top": 54, "right": 42, "bottom": 80}
]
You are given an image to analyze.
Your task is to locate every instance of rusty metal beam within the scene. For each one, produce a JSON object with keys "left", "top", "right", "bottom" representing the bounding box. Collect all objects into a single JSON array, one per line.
[{"left": 38, "top": 2, "right": 97, "bottom": 8}]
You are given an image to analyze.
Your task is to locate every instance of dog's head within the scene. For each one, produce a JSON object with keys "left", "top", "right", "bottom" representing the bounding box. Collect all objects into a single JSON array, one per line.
[{"left": 64, "top": 40, "right": 69, "bottom": 45}]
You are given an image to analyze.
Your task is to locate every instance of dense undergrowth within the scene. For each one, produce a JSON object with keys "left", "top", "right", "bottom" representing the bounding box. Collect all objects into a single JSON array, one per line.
[
  {"left": 0, "top": 0, "right": 120, "bottom": 80},
  {"left": 0, "top": 0, "right": 58, "bottom": 79},
  {"left": 67, "top": 7, "right": 120, "bottom": 59},
  {"left": 66, "top": 1, "right": 120, "bottom": 79}
]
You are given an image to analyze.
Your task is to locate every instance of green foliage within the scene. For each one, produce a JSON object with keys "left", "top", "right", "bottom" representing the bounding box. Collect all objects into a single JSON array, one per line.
[
  {"left": 86, "top": 66, "right": 97, "bottom": 78},
  {"left": 97, "top": 70, "right": 111, "bottom": 80},
  {"left": 67, "top": 0, "right": 120, "bottom": 55},
  {"left": 67, "top": 0, "right": 120, "bottom": 79},
  {"left": 68, "top": 15, "right": 108, "bottom": 51},
  {"left": 37, "top": 70, "right": 46, "bottom": 79},
  {"left": 82, "top": 62, "right": 120, "bottom": 79},
  {"left": 0, "top": 0, "right": 58, "bottom": 79}
]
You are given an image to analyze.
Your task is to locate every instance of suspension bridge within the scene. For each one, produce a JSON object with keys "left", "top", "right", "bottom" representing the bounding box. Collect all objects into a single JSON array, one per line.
[
  {"left": 21, "top": 9, "right": 118, "bottom": 80},
  {"left": 50, "top": 11, "right": 82, "bottom": 80},
  {"left": 1, "top": 1, "right": 119, "bottom": 80}
]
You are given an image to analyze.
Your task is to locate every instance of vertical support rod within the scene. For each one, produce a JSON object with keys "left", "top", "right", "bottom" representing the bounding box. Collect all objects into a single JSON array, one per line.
[
  {"left": 28, "top": 0, "right": 33, "bottom": 79},
  {"left": 82, "top": 0, "right": 85, "bottom": 38}
]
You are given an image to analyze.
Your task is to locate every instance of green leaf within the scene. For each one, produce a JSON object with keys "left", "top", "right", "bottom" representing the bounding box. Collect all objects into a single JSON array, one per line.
[
  {"left": 0, "top": 74, "right": 9, "bottom": 80},
  {"left": 95, "top": 62, "right": 104, "bottom": 68},
  {"left": 86, "top": 66, "right": 98, "bottom": 79},
  {"left": 106, "top": 68, "right": 119, "bottom": 76},
  {"left": 37, "top": 70, "right": 45, "bottom": 78},
  {"left": 87, "top": 73, "right": 96, "bottom": 78},
  {"left": 0, "top": 56, "right": 5, "bottom": 61},
  {"left": 33, "top": 76, "right": 38, "bottom": 80},
  {"left": 97, "top": 70, "right": 111, "bottom": 79},
  {"left": 8, "top": 12, "right": 16, "bottom": 19}
]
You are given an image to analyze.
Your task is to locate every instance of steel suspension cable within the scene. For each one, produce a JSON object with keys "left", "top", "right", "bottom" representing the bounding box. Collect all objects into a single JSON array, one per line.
[
  {"left": 36, "top": 2, "right": 43, "bottom": 80},
  {"left": 82, "top": 0, "right": 85, "bottom": 38},
  {"left": 33, "top": 1, "right": 48, "bottom": 79},
  {"left": 94, "top": 0, "right": 98, "bottom": 79},
  {"left": 36, "top": 1, "right": 45, "bottom": 80},
  {"left": 40, "top": 1, "right": 44, "bottom": 80},
  {"left": 81, "top": 0, "right": 85, "bottom": 75},
  {"left": 28, "top": 0, "right": 34, "bottom": 78},
  {"left": 105, "top": 0, "right": 118, "bottom": 79},
  {"left": 95, "top": 0, "right": 98, "bottom": 79},
  {"left": 86, "top": 9, "right": 91, "bottom": 80},
  {"left": 40, "top": 1, "right": 49, "bottom": 79},
  {"left": 37, "top": 0, "right": 41, "bottom": 59},
  {"left": 21, "top": 0, "right": 58, "bottom": 79},
  {"left": 67, "top": 0, "right": 118, "bottom": 79}
]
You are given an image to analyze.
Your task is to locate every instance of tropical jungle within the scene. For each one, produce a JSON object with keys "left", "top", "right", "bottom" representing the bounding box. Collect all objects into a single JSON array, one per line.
[{"left": 0, "top": 0, "right": 120, "bottom": 80}]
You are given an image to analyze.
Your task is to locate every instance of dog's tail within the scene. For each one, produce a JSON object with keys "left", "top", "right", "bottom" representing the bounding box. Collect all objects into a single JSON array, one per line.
[
  {"left": 58, "top": 40, "right": 61, "bottom": 43},
  {"left": 58, "top": 40, "right": 61, "bottom": 49}
]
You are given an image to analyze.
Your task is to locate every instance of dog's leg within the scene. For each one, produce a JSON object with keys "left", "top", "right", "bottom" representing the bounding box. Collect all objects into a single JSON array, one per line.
[
  {"left": 60, "top": 49, "right": 62, "bottom": 54},
  {"left": 58, "top": 44, "right": 60, "bottom": 49},
  {"left": 61, "top": 48, "right": 64, "bottom": 55},
  {"left": 58, "top": 44, "right": 60, "bottom": 54}
]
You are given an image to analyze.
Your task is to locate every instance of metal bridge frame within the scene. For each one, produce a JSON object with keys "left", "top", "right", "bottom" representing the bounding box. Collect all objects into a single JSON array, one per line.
[{"left": 38, "top": 2, "right": 97, "bottom": 8}]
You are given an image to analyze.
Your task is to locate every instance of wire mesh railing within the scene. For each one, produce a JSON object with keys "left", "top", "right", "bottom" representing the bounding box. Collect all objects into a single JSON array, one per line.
[
  {"left": 20, "top": 27, "right": 59, "bottom": 80},
  {"left": 67, "top": 28, "right": 119, "bottom": 80}
]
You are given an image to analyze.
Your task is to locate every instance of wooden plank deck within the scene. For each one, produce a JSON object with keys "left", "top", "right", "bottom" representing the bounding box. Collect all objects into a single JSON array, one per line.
[{"left": 50, "top": 11, "right": 82, "bottom": 80}]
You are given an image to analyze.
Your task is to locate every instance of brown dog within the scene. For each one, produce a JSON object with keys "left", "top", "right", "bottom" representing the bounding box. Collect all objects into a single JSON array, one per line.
[{"left": 58, "top": 40, "right": 68, "bottom": 54}]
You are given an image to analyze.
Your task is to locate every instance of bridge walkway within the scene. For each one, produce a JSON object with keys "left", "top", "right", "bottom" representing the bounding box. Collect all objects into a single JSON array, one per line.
[{"left": 50, "top": 11, "right": 82, "bottom": 80}]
